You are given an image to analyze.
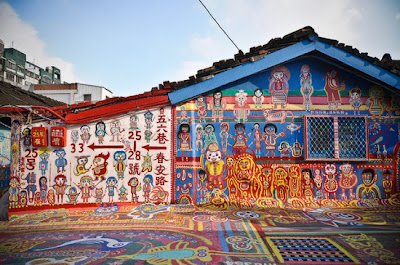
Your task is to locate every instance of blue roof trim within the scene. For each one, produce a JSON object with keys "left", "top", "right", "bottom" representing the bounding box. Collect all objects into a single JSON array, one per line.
[{"left": 168, "top": 38, "right": 400, "bottom": 105}]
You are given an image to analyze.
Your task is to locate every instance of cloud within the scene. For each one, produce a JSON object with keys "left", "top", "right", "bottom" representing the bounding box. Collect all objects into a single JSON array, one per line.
[{"left": 0, "top": 2, "right": 80, "bottom": 83}]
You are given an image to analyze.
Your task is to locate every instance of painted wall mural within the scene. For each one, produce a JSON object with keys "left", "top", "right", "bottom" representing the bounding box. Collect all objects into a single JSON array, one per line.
[
  {"left": 174, "top": 58, "right": 400, "bottom": 208},
  {"left": 10, "top": 107, "right": 173, "bottom": 208}
]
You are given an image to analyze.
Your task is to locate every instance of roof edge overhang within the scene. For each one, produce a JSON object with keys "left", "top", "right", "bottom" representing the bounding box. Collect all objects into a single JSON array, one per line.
[{"left": 168, "top": 37, "right": 400, "bottom": 105}]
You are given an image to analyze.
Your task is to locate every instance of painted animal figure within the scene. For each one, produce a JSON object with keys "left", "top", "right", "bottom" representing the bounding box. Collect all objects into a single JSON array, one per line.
[
  {"left": 115, "top": 240, "right": 212, "bottom": 264},
  {"left": 263, "top": 109, "right": 294, "bottom": 124},
  {"left": 33, "top": 236, "right": 131, "bottom": 251}
]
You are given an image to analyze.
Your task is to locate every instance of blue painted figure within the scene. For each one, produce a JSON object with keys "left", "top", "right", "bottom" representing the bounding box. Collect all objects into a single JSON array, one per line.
[{"left": 54, "top": 148, "right": 67, "bottom": 173}]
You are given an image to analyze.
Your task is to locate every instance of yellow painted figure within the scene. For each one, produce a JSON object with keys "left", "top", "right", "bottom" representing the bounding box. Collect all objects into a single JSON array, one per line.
[{"left": 356, "top": 168, "right": 381, "bottom": 199}]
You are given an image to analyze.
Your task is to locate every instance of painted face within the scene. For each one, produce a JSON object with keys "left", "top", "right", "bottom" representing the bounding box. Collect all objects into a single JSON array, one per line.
[
  {"left": 236, "top": 126, "right": 245, "bottom": 135},
  {"left": 56, "top": 177, "right": 65, "bottom": 185},
  {"left": 78, "top": 157, "right": 88, "bottom": 165},
  {"left": 81, "top": 177, "right": 92, "bottom": 187},
  {"left": 239, "top": 158, "right": 250, "bottom": 171},
  {"left": 94, "top": 157, "right": 104, "bottom": 166},
  {"left": 265, "top": 126, "right": 275, "bottom": 134},
  {"left": 273, "top": 71, "right": 284, "bottom": 80},
  {"left": 226, "top": 156, "right": 235, "bottom": 167},
  {"left": 129, "top": 178, "right": 138, "bottom": 186},
  {"left": 255, "top": 89, "right": 262, "bottom": 97},
  {"left": 206, "top": 150, "right": 222, "bottom": 163},
  {"left": 362, "top": 170, "right": 376, "bottom": 187},
  {"left": 325, "top": 164, "right": 337, "bottom": 175},
  {"left": 303, "top": 171, "right": 310, "bottom": 181},
  {"left": 214, "top": 92, "right": 222, "bottom": 99},
  {"left": 341, "top": 164, "right": 353, "bottom": 174}
]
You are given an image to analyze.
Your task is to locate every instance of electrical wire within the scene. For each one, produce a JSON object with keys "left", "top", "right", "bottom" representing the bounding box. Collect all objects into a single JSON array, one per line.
[{"left": 197, "top": 0, "right": 241, "bottom": 52}]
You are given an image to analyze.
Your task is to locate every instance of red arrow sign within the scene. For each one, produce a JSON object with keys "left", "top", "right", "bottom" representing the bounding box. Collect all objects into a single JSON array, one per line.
[
  {"left": 88, "top": 143, "right": 124, "bottom": 151},
  {"left": 142, "top": 144, "right": 167, "bottom": 151}
]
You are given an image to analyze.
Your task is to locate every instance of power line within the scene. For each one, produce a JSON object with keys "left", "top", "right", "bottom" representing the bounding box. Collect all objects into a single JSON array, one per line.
[{"left": 197, "top": 0, "right": 241, "bottom": 52}]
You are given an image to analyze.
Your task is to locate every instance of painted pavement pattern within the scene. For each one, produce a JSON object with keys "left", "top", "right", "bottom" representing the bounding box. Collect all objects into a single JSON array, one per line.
[{"left": 0, "top": 201, "right": 400, "bottom": 265}]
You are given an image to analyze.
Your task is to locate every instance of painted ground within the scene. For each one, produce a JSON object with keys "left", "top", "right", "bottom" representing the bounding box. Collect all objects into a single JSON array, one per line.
[{"left": 1, "top": 200, "right": 400, "bottom": 265}]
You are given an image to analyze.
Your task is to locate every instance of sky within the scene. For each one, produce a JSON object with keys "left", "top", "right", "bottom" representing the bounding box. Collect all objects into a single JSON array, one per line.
[{"left": 0, "top": 0, "right": 399, "bottom": 97}]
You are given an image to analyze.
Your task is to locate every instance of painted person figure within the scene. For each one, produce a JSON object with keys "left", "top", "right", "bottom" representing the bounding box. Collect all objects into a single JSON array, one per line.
[
  {"left": 252, "top": 123, "right": 262, "bottom": 158},
  {"left": 209, "top": 90, "right": 226, "bottom": 122},
  {"left": 53, "top": 174, "right": 68, "bottom": 204},
  {"left": 113, "top": 151, "right": 127, "bottom": 179},
  {"left": 39, "top": 176, "right": 48, "bottom": 204},
  {"left": 75, "top": 175, "right": 97, "bottom": 203},
  {"left": 54, "top": 148, "right": 67, "bottom": 173},
  {"left": 219, "top": 123, "right": 229, "bottom": 155},
  {"left": 269, "top": 66, "right": 290, "bottom": 109},
  {"left": 143, "top": 174, "right": 154, "bottom": 203},
  {"left": 262, "top": 123, "right": 285, "bottom": 157},
  {"left": 80, "top": 125, "right": 91, "bottom": 145},
  {"left": 313, "top": 169, "right": 324, "bottom": 202},
  {"left": 253, "top": 88, "right": 264, "bottom": 109},
  {"left": 231, "top": 123, "right": 251, "bottom": 155},
  {"left": 128, "top": 176, "right": 141, "bottom": 203},
  {"left": 382, "top": 169, "right": 394, "bottom": 199},
  {"left": 324, "top": 68, "right": 345, "bottom": 110},
  {"left": 39, "top": 151, "right": 50, "bottom": 176},
  {"left": 300, "top": 65, "right": 314, "bottom": 111},
  {"left": 302, "top": 169, "right": 314, "bottom": 203},
  {"left": 197, "top": 169, "right": 208, "bottom": 204},
  {"left": 356, "top": 168, "right": 381, "bottom": 199},
  {"left": 195, "top": 124, "right": 204, "bottom": 151},
  {"left": 106, "top": 176, "right": 118, "bottom": 204},
  {"left": 195, "top": 96, "right": 207, "bottom": 122},
  {"left": 202, "top": 124, "right": 217, "bottom": 152},
  {"left": 233, "top": 90, "right": 250, "bottom": 122},
  {"left": 349, "top": 88, "right": 362, "bottom": 115},
  {"left": 177, "top": 124, "right": 191, "bottom": 161},
  {"left": 95, "top": 121, "right": 107, "bottom": 144}
]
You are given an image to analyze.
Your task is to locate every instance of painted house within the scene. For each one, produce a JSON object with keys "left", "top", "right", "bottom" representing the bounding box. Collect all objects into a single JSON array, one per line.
[{"left": 3, "top": 27, "right": 400, "bottom": 213}]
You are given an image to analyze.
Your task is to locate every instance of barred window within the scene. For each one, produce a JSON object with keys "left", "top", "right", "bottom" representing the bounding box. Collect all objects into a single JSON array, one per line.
[{"left": 305, "top": 115, "right": 368, "bottom": 161}]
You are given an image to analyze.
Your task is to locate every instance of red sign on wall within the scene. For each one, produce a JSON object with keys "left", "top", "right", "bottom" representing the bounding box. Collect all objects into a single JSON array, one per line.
[
  {"left": 50, "top": 127, "right": 67, "bottom": 147},
  {"left": 32, "top": 127, "right": 48, "bottom": 147}
]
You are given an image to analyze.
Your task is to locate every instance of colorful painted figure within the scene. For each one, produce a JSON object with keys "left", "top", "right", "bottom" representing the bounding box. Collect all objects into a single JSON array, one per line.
[
  {"left": 324, "top": 68, "right": 346, "bottom": 110},
  {"left": 300, "top": 65, "right": 314, "bottom": 111},
  {"left": 54, "top": 148, "right": 67, "bottom": 173},
  {"left": 219, "top": 123, "right": 230, "bottom": 155},
  {"left": 113, "top": 151, "right": 127, "bottom": 179},
  {"left": 144, "top": 110, "right": 154, "bottom": 130},
  {"left": 39, "top": 176, "right": 47, "bottom": 203},
  {"left": 19, "top": 190, "right": 27, "bottom": 207},
  {"left": 356, "top": 168, "right": 381, "bottom": 199},
  {"left": 106, "top": 176, "right": 118, "bottom": 203},
  {"left": 143, "top": 174, "right": 154, "bottom": 203},
  {"left": 288, "top": 166, "right": 302, "bottom": 198},
  {"left": 33, "top": 191, "right": 42, "bottom": 206},
  {"left": 144, "top": 129, "right": 152, "bottom": 143},
  {"left": 75, "top": 175, "right": 96, "bottom": 203},
  {"left": 195, "top": 96, "right": 207, "bottom": 122},
  {"left": 95, "top": 121, "right": 107, "bottom": 144},
  {"left": 278, "top": 141, "right": 291, "bottom": 157},
  {"left": 273, "top": 167, "right": 289, "bottom": 205},
  {"left": 349, "top": 88, "right": 362, "bottom": 115},
  {"left": 202, "top": 124, "right": 217, "bottom": 152},
  {"left": 382, "top": 169, "right": 394, "bottom": 198},
  {"left": 197, "top": 169, "right": 208, "bottom": 204},
  {"left": 209, "top": 90, "right": 226, "bottom": 122},
  {"left": 92, "top": 152, "right": 109, "bottom": 181},
  {"left": 338, "top": 163, "right": 358, "bottom": 201},
  {"left": 233, "top": 90, "right": 250, "bottom": 122},
  {"left": 291, "top": 141, "right": 303, "bottom": 157},
  {"left": 94, "top": 187, "right": 105, "bottom": 203},
  {"left": 203, "top": 143, "right": 225, "bottom": 190},
  {"left": 301, "top": 169, "right": 314, "bottom": 203},
  {"left": 71, "top": 130, "right": 79, "bottom": 144},
  {"left": 150, "top": 186, "right": 169, "bottom": 204},
  {"left": 47, "top": 189, "right": 55, "bottom": 206},
  {"left": 177, "top": 124, "right": 191, "bottom": 160},
  {"left": 8, "top": 177, "right": 20, "bottom": 208},
  {"left": 74, "top": 156, "right": 91, "bottom": 176},
  {"left": 118, "top": 185, "right": 128, "bottom": 202},
  {"left": 178, "top": 106, "right": 189, "bottom": 124},
  {"left": 129, "top": 113, "right": 139, "bottom": 130},
  {"left": 67, "top": 187, "right": 80, "bottom": 204},
  {"left": 23, "top": 172, "right": 37, "bottom": 203},
  {"left": 366, "top": 87, "right": 386, "bottom": 122},
  {"left": 231, "top": 123, "right": 251, "bottom": 155},
  {"left": 53, "top": 174, "right": 68, "bottom": 204},
  {"left": 313, "top": 169, "right": 324, "bottom": 201},
  {"left": 22, "top": 128, "right": 32, "bottom": 146},
  {"left": 141, "top": 153, "right": 152, "bottom": 173},
  {"left": 128, "top": 177, "right": 141, "bottom": 203},
  {"left": 110, "top": 119, "right": 125, "bottom": 142},
  {"left": 262, "top": 123, "right": 285, "bottom": 157},
  {"left": 195, "top": 124, "right": 204, "bottom": 151},
  {"left": 80, "top": 125, "right": 91, "bottom": 145},
  {"left": 269, "top": 66, "right": 290, "bottom": 109},
  {"left": 39, "top": 151, "right": 50, "bottom": 176},
  {"left": 252, "top": 123, "right": 262, "bottom": 158},
  {"left": 253, "top": 88, "right": 264, "bottom": 109},
  {"left": 323, "top": 164, "right": 339, "bottom": 199}
]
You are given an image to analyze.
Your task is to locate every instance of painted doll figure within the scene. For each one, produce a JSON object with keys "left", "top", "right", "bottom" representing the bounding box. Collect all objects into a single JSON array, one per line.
[
  {"left": 110, "top": 119, "right": 125, "bottom": 142},
  {"left": 195, "top": 124, "right": 204, "bottom": 151},
  {"left": 143, "top": 174, "right": 154, "bottom": 203},
  {"left": 47, "top": 189, "right": 55, "bottom": 206},
  {"left": 106, "top": 176, "right": 118, "bottom": 204},
  {"left": 323, "top": 163, "right": 339, "bottom": 199},
  {"left": 75, "top": 175, "right": 96, "bottom": 203},
  {"left": 313, "top": 169, "right": 324, "bottom": 201},
  {"left": 324, "top": 68, "right": 346, "bottom": 110},
  {"left": 262, "top": 123, "right": 285, "bottom": 157},
  {"left": 219, "top": 123, "right": 229, "bottom": 155},
  {"left": 178, "top": 106, "right": 189, "bottom": 124},
  {"left": 209, "top": 90, "right": 226, "bottom": 122},
  {"left": 278, "top": 141, "right": 291, "bottom": 158},
  {"left": 92, "top": 152, "right": 109, "bottom": 181},
  {"left": 118, "top": 185, "right": 128, "bottom": 202},
  {"left": 177, "top": 124, "right": 191, "bottom": 161},
  {"left": 129, "top": 113, "right": 139, "bottom": 130},
  {"left": 113, "top": 151, "right": 127, "bottom": 179},
  {"left": 74, "top": 156, "right": 91, "bottom": 176},
  {"left": 338, "top": 163, "right": 358, "bottom": 201},
  {"left": 54, "top": 148, "right": 67, "bottom": 173},
  {"left": 349, "top": 88, "right": 362, "bottom": 115},
  {"left": 23, "top": 172, "right": 37, "bottom": 203},
  {"left": 231, "top": 123, "right": 251, "bottom": 155},
  {"left": 195, "top": 96, "right": 207, "bottom": 122},
  {"left": 53, "top": 174, "right": 68, "bottom": 204},
  {"left": 300, "top": 65, "right": 314, "bottom": 111},
  {"left": 144, "top": 110, "right": 154, "bottom": 130},
  {"left": 22, "top": 128, "right": 32, "bottom": 147},
  {"left": 203, "top": 143, "right": 225, "bottom": 190},
  {"left": 301, "top": 169, "right": 314, "bottom": 203},
  {"left": 39, "top": 176, "right": 48, "bottom": 204},
  {"left": 128, "top": 176, "right": 141, "bottom": 203},
  {"left": 8, "top": 177, "right": 20, "bottom": 208},
  {"left": 253, "top": 88, "right": 264, "bottom": 109},
  {"left": 95, "top": 121, "right": 107, "bottom": 144},
  {"left": 366, "top": 87, "right": 385, "bottom": 122},
  {"left": 382, "top": 169, "right": 394, "bottom": 198},
  {"left": 80, "top": 125, "right": 91, "bottom": 145},
  {"left": 233, "top": 90, "right": 250, "bottom": 122},
  {"left": 202, "top": 124, "right": 217, "bottom": 152},
  {"left": 71, "top": 130, "right": 79, "bottom": 144},
  {"left": 39, "top": 151, "right": 50, "bottom": 176},
  {"left": 197, "top": 169, "right": 208, "bottom": 204},
  {"left": 94, "top": 187, "right": 105, "bottom": 203},
  {"left": 269, "top": 66, "right": 290, "bottom": 109},
  {"left": 67, "top": 187, "right": 80, "bottom": 204},
  {"left": 253, "top": 123, "right": 262, "bottom": 158}
]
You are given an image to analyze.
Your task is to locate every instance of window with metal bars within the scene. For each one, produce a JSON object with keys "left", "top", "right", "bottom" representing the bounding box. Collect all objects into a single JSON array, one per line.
[{"left": 305, "top": 115, "right": 368, "bottom": 161}]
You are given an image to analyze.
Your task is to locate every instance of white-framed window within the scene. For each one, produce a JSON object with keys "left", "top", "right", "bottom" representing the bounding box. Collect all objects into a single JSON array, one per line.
[
  {"left": 305, "top": 115, "right": 368, "bottom": 161},
  {"left": 16, "top": 76, "right": 23, "bottom": 84},
  {"left": 6, "top": 72, "right": 15, "bottom": 81},
  {"left": 83, "top": 94, "right": 92, "bottom": 101}
]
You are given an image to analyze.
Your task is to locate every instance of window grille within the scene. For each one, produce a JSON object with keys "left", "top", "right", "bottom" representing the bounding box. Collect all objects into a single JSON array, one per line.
[{"left": 305, "top": 115, "right": 368, "bottom": 161}]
